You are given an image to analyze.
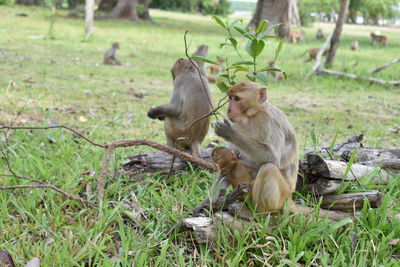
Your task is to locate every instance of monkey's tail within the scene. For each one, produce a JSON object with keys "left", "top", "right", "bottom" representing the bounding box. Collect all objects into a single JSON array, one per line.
[{"left": 289, "top": 201, "right": 354, "bottom": 221}]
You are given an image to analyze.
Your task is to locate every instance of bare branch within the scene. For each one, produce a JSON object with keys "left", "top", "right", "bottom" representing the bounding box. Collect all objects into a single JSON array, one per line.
[{"left": 368, "top": 58, "right": 400, "bottom": 74}]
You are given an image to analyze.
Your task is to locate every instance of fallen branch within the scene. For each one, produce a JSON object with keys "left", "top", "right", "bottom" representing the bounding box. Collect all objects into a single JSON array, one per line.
[
  {"left": 321, "top": 191, "right": 382, "bottom": 211},
  {"left": 368, "top": 58, "right": 400, "bottom": 74},
  {"left": 317, "top": 68, "right": 400, "bottom": 86}
]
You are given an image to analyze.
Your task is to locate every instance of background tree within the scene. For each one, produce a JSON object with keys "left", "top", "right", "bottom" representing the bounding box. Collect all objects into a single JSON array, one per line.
[{"left": 248, "top": 0, "right": 300, "bottom": 38}]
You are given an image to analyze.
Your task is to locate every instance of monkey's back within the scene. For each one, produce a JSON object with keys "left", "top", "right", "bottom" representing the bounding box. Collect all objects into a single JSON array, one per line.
[{"left": 164, "top": 73, "right": 212, "bottom": 147}]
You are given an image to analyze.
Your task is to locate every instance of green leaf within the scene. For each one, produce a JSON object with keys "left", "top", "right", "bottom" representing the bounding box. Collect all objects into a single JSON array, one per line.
[
  {"left": 228, "top": 37, "right": 238, "bottom": 49},
  {"left": 233, "top": 66, "right": 250, "bottom": 73},
  {"left": 256, "top": 20, "right": 268, "bottom": 35},
  {"left": 274, "top": 39, "right": 284, "bottom": 61},
  {"left": 254, "top": 72, "right": 268, "bottom": 84},
  {"left": 259, "top": 66, "right": 282, "bottom": 72},
  {"left": 232, "top": 60, "right": 254, "bottom": 66},
  {"left": 216, "top": 81, "right": 230, "bottom": 92},
  {"left": 233, "top": 26, "right": 254, "bottom": 40},
  {"left": 229, "top": 19, "right": 242, "bottom": 26},
  {"left": 328, "top": 218, "right": 353, "bottom": 231},
  {"left": 212, "top": 16, "right": 227, "bottom": 29},
  {"left": 191, "top": 56, "right": 218, "bottom": 65},
  {"left": 246, "top": 73, "right": 256, "bottom": 82},
  {"left": 246, "top": 39, "right": 265, "bottom": 58}
]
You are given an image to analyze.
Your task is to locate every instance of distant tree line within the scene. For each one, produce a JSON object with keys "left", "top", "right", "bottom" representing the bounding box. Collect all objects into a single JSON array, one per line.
[
  {"left": 299, "top": 0, "right": 400, "bottom": 25},
  {"left": 149, "top": 0, "right": 231, "bottom": 16}
]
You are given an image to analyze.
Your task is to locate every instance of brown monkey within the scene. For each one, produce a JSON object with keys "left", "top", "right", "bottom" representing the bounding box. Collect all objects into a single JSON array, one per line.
[
  {"left": 316, "top": 29, "right": 324, "bottom": 40},
  {"left": 147, "top": 58, "right": 212, "bottom": 158},
  {"left": 370, "top": 32, "right": 388, "bottom": 46},
  {"left": 195, "top": 81, "right": 349, "bottom": 221},
  {"left": 207, "top": 57, "right": 225, "bottom": 83},
  {"left": 267, "top": 60, "right": 284, "bottom": 82},
  {"left": 288, "top": 30, "right": 305, "bottom": 44},
  {"left": 351, "top": 39, "right": 359, "bottom": 51},
  {"left": 191, "top": 45, "right": 209, "bottom": 75},
  {"left": 298, "top": 48, "right": 328, "bottom": 62},
  {"left": 103, "top": 42, "right": 122, "bottom": 65},
  {"left": 212, "top": 146, "right": 257, "bottom": 200}
]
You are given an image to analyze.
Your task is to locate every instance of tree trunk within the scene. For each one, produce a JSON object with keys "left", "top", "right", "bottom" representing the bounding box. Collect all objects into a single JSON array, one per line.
[
  {"left": 137, "top": 0, "right": 152, "bottom": 22},
  {"left": 85, "top": 0, "right": 95, "bottom": 40},
  {"left": 16, "top": 0, "right": 43, "bottom": 5},
  {"left": 98, "top": 0, "right": 117, "bottom": 11},
  {"left": 326, "top": 0, "right": 349, "bottom": 65},
  {"left": 248, "top": 0, "right": 300, "bottom": 38},
  {"left": 107, "top": 0, "right": 138, "bottom": 21}
]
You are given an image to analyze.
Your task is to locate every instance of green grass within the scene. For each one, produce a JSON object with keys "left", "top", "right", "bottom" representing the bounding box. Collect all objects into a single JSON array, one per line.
[{"left": 1, "top": 6, "right": 400, "bottom": 266}]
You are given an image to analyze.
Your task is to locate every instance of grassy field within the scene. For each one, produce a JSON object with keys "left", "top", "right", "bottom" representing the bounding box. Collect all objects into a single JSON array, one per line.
[{"left": 1, "top": 6, "right": 400, "bottom": 266}]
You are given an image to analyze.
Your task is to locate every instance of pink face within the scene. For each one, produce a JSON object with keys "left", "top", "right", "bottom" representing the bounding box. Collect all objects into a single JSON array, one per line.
[{"left": 227, "top": 94, "right": 243, "bottom": 123}]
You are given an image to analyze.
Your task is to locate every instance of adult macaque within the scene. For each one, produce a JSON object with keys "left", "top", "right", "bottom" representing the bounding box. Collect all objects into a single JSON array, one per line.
[
  {"left": 212, "top": 146, "right": 257, "bottom": 200},
  {"left": 316, "top": 29, "right": 324, "bottom": 40},
  {"left": 194, "top": 81, "right": 348, "bottom": 221},
  {"left": 351, "top": 40, "right": 359, "bottom": 51},
  {"left": 191, "top": 45, "right": 209, "bottom": 75},
  {"left": 267, "top": 60, "right": 284, "bottom": 82},
  {"left": 147, "top": 58, "right": 212, "bottom": 158},
  {"left": 299, "top": 48, "right": 328, "bottom": 62},
  {"left": 207, "top": 57, "right": 225, "bottom": 83},
  {"left": 103, "top": 42, "right": 122, "bottom": 65},
  {"left": 288, "top": 30, "right": 305, "bottom": 44},
  {"left": 370, "top": 32, "right": 388, "bottom": 46}
]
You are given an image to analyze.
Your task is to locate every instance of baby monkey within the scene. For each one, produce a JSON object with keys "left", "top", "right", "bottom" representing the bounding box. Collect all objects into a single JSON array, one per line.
[
  {"left": 104, "top": 42, "right": 122, "bottom": 65},
  {"left": 212, "top": 146, "right": 257, "bottom": 200}
]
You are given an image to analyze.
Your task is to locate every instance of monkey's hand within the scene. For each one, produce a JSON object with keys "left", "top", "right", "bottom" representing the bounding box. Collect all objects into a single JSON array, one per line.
[
  {"left": 147, "top": 107, "right": 165, "bottom": 121},
  {"left": 215, "top": 119, "right": 234, "bottom": 140},
  {"left": 193, "top": 199, "right": 210, "bottom": 216}
]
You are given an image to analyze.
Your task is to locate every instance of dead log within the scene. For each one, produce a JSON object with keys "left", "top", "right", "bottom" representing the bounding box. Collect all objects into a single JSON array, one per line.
[
  {"left": 317, "top": 68, "right": 400, "bottom": 86},
  {"left": 321, "top": 191, "right": 382, "bottom": 210},
  {"left": 182, "top": 212, "right": 253, "bottom": 244},
  {"left": 122, "top": 147, "right": 214, "bottom": 176},
  {"left": 307, "top": 133, "right": 400, "bottom": 168},
  {"left": 299, "top": 153, "right": 389, "bottom": 184}
]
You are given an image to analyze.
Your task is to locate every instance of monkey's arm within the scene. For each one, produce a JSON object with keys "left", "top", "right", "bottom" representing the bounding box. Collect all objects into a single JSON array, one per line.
[
  {"left": 112, "top": 55, "right": 122, "bottom": 65},
  {"left": 215, "top": 120, "right": 280, "bottom": 165}
]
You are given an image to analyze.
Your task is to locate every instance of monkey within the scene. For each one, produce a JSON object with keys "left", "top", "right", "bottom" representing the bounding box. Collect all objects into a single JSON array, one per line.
[
  {"left": 191, "top": 45, "right": 209, "bottom": 75},
  {"left": 147, "top": 58, "right": 212, "bottom": 158},
  {"left": 316, "top": 28, "right": 324, "bottom": 40},
  {"left": 370, "top": 32, "right": 388, "bottom": 46},
  {"left": 211, "top": 146, "right": 257, "bottom": 200},
  {"left": 103, "top": 42, "right": 122, "bottom": 65},
  {"left": 194, "top": 81, "right": 349, "bottom": 221},
  {"left": 351, "top": 39, "right": 359, "bottom": 51},
  {"left": 207, "top": 57, "right": 225, "bottom": 83},
  {"left": 288, "top": 30, "right": 305, "bottom": 44},
  {"left": 298, "top": 48, "right": 328, "bottom": 62},
  {"left": 267, "top": 60, "right": 284, "bottom": 82}
]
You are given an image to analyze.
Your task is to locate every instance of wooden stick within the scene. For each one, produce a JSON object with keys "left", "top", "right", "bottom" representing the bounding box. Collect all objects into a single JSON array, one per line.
[
  {"left": 318, "top": 68, "right": 400, "bottom": 86},
  {"left": 321, "top": 191, "right": 382, "bottom": 210},
  {"left": 368, "top": 58, "right": 400, "bottom": 74}
]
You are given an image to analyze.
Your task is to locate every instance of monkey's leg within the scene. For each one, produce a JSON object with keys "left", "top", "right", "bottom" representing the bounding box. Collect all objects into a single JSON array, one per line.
[
  {"left": 252, "top": 163, "right": 293, "bottom": 212},
  {"left": 189, "top": 141, "right": 202, "bottom": 158}
]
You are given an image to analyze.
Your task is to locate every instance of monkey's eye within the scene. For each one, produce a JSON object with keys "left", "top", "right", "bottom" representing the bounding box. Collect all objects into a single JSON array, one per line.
[{"left": 233, "top": 96, "right": 241, "bottom": 102}]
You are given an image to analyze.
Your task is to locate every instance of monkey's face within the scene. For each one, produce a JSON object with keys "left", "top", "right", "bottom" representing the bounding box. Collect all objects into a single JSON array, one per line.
[{"left": 227, "top": 82, "right": 267, "bottom": 125}]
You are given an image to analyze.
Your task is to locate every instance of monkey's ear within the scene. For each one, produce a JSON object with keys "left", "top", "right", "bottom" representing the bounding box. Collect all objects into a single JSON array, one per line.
[{"left": 259, "top": 86, "right": 268, "bottom": 103}]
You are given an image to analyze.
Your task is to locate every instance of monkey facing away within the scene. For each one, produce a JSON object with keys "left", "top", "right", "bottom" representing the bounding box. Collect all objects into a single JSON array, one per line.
[
  {"left": 288, "top": 30, "right": 305, "bottom": 44},
  {"left": 147, "top": 58, "right": 212, "bottom": 158},
  {"left": 194, "top": 81, "right": 349, "bottom": 221},
  {"left": 104, "top": 42, "right": 122, "bottom": 65},
  {"left": 191, "top": 45, "right": 209, "bottom": 75},
  {"left": 316, "top": 28, "right": 324, "bottom": 40},
  {"left": 207, "top": 57, "right": 225, "bottom": 83},
  {"left": 212, "top": 146, "right": 257, "bottom": 200},
  {"left": 267, "top": 60, "right": 284, "bottom": 82},
  {"left": 351, "top": 39, "right": 359, "bottom": 51},
  {"left": 299, "top": 48, "right": 328, "bottom": 62},
  {"left": 370, "top": 32, "right": 388, "bottom": 46}
]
